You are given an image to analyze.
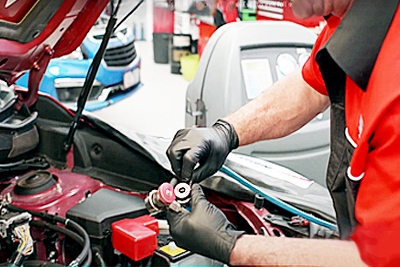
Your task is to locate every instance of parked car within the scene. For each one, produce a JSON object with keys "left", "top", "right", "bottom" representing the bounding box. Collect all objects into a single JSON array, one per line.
[
  {"left": 0, "top": 2, "right": 336, "bottom": 267},
  {"left": 185, "top": 21, "right": 330, "bottom": 186},
  {"left": 15, "top": 15, "right": 141, "bottom": 112}
]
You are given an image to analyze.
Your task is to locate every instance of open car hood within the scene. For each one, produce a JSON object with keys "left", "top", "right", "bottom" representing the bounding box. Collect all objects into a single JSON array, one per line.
[{"left": 0, "top": 0, "right": 109, "bottom": 108}]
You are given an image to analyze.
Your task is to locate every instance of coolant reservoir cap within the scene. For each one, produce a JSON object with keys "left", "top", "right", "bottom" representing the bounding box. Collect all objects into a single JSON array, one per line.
[{"left": 14, "top": 171, "right": 56, "bottom": 195}]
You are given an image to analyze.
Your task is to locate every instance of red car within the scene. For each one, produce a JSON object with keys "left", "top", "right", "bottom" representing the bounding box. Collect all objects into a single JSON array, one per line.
[{"left": 0, "top": 1, "right": 337, "bottom": 267}]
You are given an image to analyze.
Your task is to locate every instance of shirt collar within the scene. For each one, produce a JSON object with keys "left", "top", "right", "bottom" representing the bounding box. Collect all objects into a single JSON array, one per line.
[{"left": 325, "top": 0, "right": 399, "bottom": 91}]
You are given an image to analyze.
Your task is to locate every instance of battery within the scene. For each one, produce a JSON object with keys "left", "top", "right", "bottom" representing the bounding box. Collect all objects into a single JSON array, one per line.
[{"left": 151, "top": 241, "right": 224, "bottom": 267}]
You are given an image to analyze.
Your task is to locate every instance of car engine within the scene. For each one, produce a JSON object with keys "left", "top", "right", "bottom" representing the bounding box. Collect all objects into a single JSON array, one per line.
[
  {"left": 0, "top": 167, "right": 226, "bottom": 267},
  {"left": 0, "top": 1, "right": 338, "bottom": 262}
]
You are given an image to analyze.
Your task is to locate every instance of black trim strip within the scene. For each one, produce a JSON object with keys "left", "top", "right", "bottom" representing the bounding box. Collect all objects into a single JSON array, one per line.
[{"left": 326, "top": 0, "right": 399, "bottom": 91}]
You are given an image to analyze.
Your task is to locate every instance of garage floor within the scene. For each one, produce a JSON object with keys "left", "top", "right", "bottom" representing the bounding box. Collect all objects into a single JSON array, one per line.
[{"left": 93, "top": 40, "right": 190, "bottom": 139}]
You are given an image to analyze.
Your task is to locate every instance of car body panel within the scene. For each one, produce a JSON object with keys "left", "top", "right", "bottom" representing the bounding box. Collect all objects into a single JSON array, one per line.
[{"left": 0, "top": 0, "right": 109, "bottom": 86}]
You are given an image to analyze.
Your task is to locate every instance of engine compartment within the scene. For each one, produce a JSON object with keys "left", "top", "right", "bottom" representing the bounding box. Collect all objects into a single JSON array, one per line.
[
  {"left": 0, "top": 89, "right": 337, "bottom": 267},
  {"left": 0, "top": 1, "right": 337, "bottom": 265},
  {"left": 0, "top": 168, "right": 280, "bottom": 267}
]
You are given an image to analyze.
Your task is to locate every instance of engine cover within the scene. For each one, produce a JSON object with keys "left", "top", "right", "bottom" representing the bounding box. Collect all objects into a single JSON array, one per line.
[{"left": 66, "top": 188, "right": 148, "bottom": 239}]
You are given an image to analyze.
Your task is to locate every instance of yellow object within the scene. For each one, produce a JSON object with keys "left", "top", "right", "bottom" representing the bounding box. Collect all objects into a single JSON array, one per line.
[
  {"left": 180, "top": 54, "right": 199, "bottom": 81},
  {"left": 159, "top": 243, "right": 187, "bottom": 257}
]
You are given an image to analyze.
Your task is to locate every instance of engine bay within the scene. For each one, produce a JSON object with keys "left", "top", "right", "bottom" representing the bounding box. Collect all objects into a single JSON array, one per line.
[
  {"left": 0, "top": 87, "right": 338, "bottom": 267},
  {"left": 0, "top": 90, "right": 339, "bottom": 267},
  {"left": 0, "top": 1, "right": 338, "bottom": 265}
]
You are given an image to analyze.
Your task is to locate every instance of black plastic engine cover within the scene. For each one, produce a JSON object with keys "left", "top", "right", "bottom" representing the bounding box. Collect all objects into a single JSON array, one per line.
[{"left": 66, "top": 188, "right": 148, "bottom": 238}]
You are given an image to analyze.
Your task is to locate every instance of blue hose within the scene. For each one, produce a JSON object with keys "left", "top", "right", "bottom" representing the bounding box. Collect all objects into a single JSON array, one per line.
[{"left": 220, "top": 165, "right": 338, "bottom": 231}]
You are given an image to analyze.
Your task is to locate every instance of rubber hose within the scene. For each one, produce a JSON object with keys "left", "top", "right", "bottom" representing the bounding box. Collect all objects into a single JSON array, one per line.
[
  {"left": 220, "top": 165, "right": 338, "bottom": 231},
  {"left": 30, "top": 220, "right": 92, "bottom": 267}
]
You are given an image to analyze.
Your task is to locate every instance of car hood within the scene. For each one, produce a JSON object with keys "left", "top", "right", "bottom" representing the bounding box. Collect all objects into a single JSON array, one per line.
[
  {"left": 0, "top": 0, "right": 108, "bottom": 107},
  {"left": 85, "top": 112, "right": 335, "bottom": 223}
]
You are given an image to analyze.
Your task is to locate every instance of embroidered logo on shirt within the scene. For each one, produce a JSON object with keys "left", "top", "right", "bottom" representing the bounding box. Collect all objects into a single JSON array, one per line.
[{"left": 358, "top": 115, "right": 364, "bottom": 139}]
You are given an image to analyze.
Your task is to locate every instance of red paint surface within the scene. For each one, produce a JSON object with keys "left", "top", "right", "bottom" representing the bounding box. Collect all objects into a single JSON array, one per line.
[
  {"left": 1, "top": 169, "right": 103, "bottom": 217},
  {"left": 0, "top": 0, "right": 108, "bottom": 87},
  {"left": 0, "top": 0, "right": 38, "bottom": 23},
  {"left": 207, "top": 191, "right": 285, "bottom": 237}
]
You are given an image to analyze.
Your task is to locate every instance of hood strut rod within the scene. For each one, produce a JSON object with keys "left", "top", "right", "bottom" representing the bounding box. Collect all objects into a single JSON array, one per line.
[
  {"left": 63, "top": 4, "right": 118, "bottom": 152},
  {"left": 114, "top": 0, "right": 144, "bottom": 31}
]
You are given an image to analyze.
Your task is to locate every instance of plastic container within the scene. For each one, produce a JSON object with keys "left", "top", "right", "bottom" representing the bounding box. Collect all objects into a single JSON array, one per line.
[
  {"left": 153, "top": 33, "right": 172, "bottom": 64},
  {"left": 180, "top": 54, "right": 199, "bottom": 81},
  {"left": 170, "top": 34, "right": 192, "bottom": 74}
]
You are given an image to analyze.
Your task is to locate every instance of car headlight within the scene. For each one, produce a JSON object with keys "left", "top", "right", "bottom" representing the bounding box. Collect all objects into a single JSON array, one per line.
[{"left": 61, "top": 46, "right": 84, "bottom": 60}]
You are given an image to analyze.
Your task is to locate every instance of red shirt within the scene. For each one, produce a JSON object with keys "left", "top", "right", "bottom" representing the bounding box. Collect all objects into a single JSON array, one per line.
[{"left": 302, "top": 9, "right": 400, "bottom": 267}]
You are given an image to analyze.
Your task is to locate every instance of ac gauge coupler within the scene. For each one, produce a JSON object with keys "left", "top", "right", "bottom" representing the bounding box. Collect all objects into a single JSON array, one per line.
[{"left": 145, "top": 182, "right": 189, "bottom": 214}]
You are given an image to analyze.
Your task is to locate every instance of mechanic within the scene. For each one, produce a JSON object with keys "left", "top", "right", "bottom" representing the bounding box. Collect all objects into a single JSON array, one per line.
[{"left": 166, "top": 0, "right": 400, "bottom": 266}]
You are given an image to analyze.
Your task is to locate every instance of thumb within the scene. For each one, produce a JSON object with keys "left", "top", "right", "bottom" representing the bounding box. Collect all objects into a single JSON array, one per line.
[{"left": 166, "top": 209, "right": 185, "bottom": 226}]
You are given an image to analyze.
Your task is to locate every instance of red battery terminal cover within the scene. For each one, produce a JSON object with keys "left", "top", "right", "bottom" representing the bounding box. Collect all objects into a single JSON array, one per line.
[{"left": 112, "top": 215, "right": 160, "bottom": 261}]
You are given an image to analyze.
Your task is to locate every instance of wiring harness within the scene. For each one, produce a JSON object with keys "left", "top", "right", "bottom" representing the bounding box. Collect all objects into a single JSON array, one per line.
[{"left": 1, "top": 203, "right": 95, "bottom": 267}]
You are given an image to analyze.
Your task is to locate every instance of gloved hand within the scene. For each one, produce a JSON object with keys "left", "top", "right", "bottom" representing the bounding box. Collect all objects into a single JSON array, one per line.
[
  {"left": 166, "top": 184, "right": 244, "bottom": 264},
  {"left": 166, "top": 119, "right": 239, "bottom": 182}
]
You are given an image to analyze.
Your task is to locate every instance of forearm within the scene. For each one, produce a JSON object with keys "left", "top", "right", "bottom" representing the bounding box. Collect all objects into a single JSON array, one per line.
[
  {"left": 224, "top": 69, "right": 330, "bottom": 146},
  {"left": 230, "top": 235, "right": 367, "bottom": 267}
]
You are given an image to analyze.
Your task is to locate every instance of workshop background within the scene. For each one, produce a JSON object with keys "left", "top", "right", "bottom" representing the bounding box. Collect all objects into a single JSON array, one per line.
[
  {"left": 93, "top": 0, "right": 324, "bottom": 137},
  {"left": 93, "top": 0, "right": 190, "bottom": 139}
]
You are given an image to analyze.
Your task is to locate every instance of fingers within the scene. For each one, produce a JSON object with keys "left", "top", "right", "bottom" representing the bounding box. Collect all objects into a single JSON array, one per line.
[
  {"left": 167, "top": 132, "right": 191, "bottom": 179},
  {"left": 166, "top": 208, "right": 185, "bottom": 226},
  {"left": 167, "top": 129, "right": 203, "bottom": 181},
  {"left": 190, "top": 184, "right": 206, "bottom": 206},
  {"left": 192, "top": 164, "right": 212, "bottom": 183},
  {"left": 167, "top": 128, "right": 213, "bottom": 182},
  {"left": 192, "top": 150, "right": 225, "bottom": 182},
  {"left": 168, "top": 142, "right": 208, "bottom": 182},
  {"left": 181, "top": 145, "right": 206, "bottom": 181},
  {"left": 167, "top": 147, "right": 185, "bottom": 179}
]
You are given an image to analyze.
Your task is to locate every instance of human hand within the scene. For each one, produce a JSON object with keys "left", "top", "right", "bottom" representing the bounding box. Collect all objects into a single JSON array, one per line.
[
  {"left": 166, "top": 119, "right": 238, "bottom": 182},
  {"left": 166, "top": 184, "right": 244, "bottom": 264}
]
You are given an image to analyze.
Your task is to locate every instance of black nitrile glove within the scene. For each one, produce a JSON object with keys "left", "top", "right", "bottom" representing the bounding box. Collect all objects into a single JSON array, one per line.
[
  {"left": 166, "top": 184, "right": 245, "bottom": 264},
  {"left": 166, "top": 119, "right": 239, "bottom": 182}
]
